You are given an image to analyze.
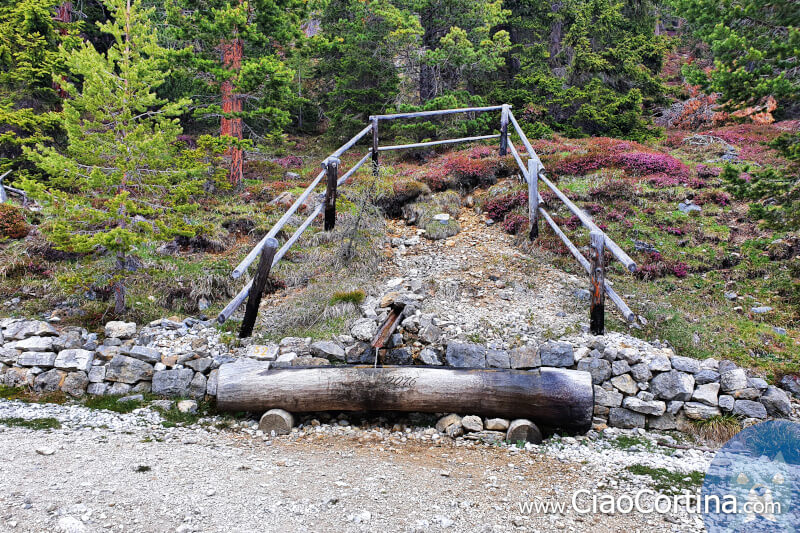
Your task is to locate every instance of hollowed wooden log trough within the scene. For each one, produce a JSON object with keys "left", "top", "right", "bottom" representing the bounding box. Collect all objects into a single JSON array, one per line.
[{"left": 217, "top": 363, "right": 594, "bottom": 434}]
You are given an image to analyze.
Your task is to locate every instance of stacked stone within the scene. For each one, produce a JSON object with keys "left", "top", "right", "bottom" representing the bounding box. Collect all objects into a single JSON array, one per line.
[{"left": 0, "top": 318, "right": 227, "bottom": 399}]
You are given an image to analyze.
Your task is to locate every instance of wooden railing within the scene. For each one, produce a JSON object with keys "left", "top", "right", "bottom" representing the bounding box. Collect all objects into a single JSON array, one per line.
[{"left": 220, "top": 105, "right": 637, "bottom": 337}]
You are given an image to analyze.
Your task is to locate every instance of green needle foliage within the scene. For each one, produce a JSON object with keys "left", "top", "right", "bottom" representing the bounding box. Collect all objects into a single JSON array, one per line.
[
  {"left": 23, "top": 0, "right": 206, "bottom": 314},
  {"left": 674, "top": 0, "right": 800, "bottom": 112}
]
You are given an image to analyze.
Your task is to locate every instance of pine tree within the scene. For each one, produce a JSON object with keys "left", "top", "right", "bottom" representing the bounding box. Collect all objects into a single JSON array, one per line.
[
  {"left": 24, "top": 0, "right": 204, "bottom": 314},
  {"left": 0, "top": 0, "right": 78, "bottom": 175},
  {"left": 165, "top": 0, "right": 306, "bottom": 184},
  {"left": 673, "top": 0, "right": 799, "bottom": 113},
  {"left": 314, "top": 0, "right": 422, "bottom": 138}
]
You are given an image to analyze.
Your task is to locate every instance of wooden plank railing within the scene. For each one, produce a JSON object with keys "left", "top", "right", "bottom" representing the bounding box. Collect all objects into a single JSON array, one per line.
[{"left": 221, "top": 104, "right": 637, "bottom": 336}]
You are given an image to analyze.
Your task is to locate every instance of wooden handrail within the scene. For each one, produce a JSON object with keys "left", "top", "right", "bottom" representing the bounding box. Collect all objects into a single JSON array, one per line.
[
  {"left": 378, "top": 134, "right": 500, "bottom": 152},
  {"left": 369, "top": 105, "right": 507, "bottom": 121},
  {"left": 224, "top": 105, "right": 639, "bottom": 332}
]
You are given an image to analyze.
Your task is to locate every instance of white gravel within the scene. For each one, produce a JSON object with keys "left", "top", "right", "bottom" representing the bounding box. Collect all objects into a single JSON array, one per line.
[{"left": 0, "top": 398, "right": 712, "bottom": 532}]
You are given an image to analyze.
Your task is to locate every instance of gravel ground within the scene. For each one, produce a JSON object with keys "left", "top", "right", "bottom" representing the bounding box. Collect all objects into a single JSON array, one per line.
[
  {"left": 381, "top": 208, "right": 592, "bottom": 344},
  {"left": 0, "top": 399, "right": 711, "bottom": 532}
]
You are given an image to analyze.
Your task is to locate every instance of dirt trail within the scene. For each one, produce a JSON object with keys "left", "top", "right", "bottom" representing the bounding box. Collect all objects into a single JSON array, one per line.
[
  {"left": 380, "top": 207, "right": 590, "bottom": 343},
  {"left": 0, "top": 422, "right": 696, "bottom": 532}
]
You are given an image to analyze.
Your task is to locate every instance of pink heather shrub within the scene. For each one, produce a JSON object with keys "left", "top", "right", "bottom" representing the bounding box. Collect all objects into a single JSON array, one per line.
[
  {"left": 484, "top": 190, "right": 527, "bottom": 221},
  {"left": 614, "top": 152, "right": 690, "bottom": 179},
  {"left": 275, "top": 155, "right": 303, "bottom": 168},
  {"left": 470, "top": 145, "right": 494, "bottom": 159},
  {"left": 583, "top": 203, "right": 604, "bottom": 215},
  {"left": 657, "top": 224, "right": 687, "bottom": 236},
  {"left": 695, "top": 164, "right": 721, "bottom": 178},
  {"left": 694, "top": 189, "right": 731, "bottom": 206},
  {"left": 671, "top": 262, "right": 689, "bottom": 278},
  {"left": 648, "top": 173, "right": 682, "bottom": 187},
  {"left": 502, "top": 214, "right": 528, "bottom": 235}
]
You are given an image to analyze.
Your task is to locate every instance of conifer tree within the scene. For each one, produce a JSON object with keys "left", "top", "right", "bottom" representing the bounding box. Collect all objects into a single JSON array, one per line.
[
  {"left": 166, "top": 0, "right": 305, "bottom": 184},
  {"left": 25, "top": 0, "right": 204, "bottom": 314},
  {"left": 0, "top": 0, "right": 78, "bottom": 174}
]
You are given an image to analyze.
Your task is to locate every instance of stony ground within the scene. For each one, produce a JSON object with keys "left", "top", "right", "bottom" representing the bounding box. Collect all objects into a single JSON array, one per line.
[
  {"left": 381, "top": 207, "right": 591, "bottom": 344},
  {"left": 0, "top": 398, "right": 711, "bottom": 533}
]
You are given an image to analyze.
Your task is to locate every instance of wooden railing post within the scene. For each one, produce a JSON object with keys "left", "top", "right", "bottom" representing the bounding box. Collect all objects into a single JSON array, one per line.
[
  {"left": 499, "top": 104, "right": 509, "bottom": 156},
  {"left": 589, "top": 230, "right": 606, "bottom": 335},
  {"left": 323, "top": 157, "right": 339, "bottom": 231},
  {"left": 527, "top": 159, "right": 539, "bottom": 240},
  {"left": 371, "top": 117, "right": 379, "bottom": 176},
  {"left": 239, "top": 237, "right": 279, "bottom": 338}
]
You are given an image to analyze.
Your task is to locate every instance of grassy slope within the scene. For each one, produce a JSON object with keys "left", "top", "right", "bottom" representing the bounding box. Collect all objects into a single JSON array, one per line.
[{"left": 0, "top": 126, "right": 797, "bottom": 379}]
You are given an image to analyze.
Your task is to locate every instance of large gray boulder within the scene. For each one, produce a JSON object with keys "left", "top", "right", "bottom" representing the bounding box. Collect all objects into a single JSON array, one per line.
[
  {"left": 578, "top": 357, "right": 612, "bottom": 385},
  {"left": 760, "top": 386, "right": 792, "bottom": 417},
  {"left": 32, "top": 369, "right": 66, "bottom": 393},
  {"left": 104, "top": 321, "right": 137, "bottom": 339},
  {"left": 779, "top": 375, "right": 800, "bottom": 399},
  {"left": 670, "top": 356, "right": 700, "bottom": 374},
  {"left": 694, "top": 369, "right": 720, "bottom": 385},
  {"left": 105, "top": 355, "right": 154, "bottom": 384},
  {"left": 12, "top": 336, "right": 55, "bottom": 352},
  {"left": 650, "top": 370, "right": 695, "bottom": 401},
  {"left": 594, "top": 386, "right": 623, "bottom": 408},
  {"left": 445, "top": 342, "right": 485, "bottom": 368},
  {"left": 188, "top": 372, "right": 207, "bottom": 399},
  {"left": 54, "top": 349, "right": 94, "bottom": 372},
  {"left": 509, "top": 345, "right": 540, "bottom": 369},
  {"left": 608, "top": 408, "right": 645, "bottom": 429},
  {"left": 5, "top": 320, "right": 58, "bottom": 340},
  {"left": 310, "top": 341, "right": 345, "bottom": 361},
  {"left": 61, "top": 371, "right": 89, "bottom": 397},
  {"left": 622, "top": 397, "right": 666, "bottom": 416},
  {"left": 733, "top": 400, "right": 767, "bottom": 419},
  {"left": 17, "top": 352, "right": 56, "bottom": 368},
  {"left": 122, "top": 346, "right": 161, "bottom": 364},
  {"left": 691, "top": 382, "right": 720, "bottom": 407},
  {"left": 720, "top": 368, "right": 749, "bottom": 392},
  {"left": 152, "top": 368, "right": 194, "bottom": 397},
  {"left": 539, "top": 341, "right": 574, "bottom": 367},
  {"left": 683, "top": 401, "right": 721, "bottom": 420}
]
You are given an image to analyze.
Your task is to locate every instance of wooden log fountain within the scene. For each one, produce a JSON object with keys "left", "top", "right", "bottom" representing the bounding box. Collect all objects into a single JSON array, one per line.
[{"left": 216, "top": 363, "right": 594, "bottom": 433}]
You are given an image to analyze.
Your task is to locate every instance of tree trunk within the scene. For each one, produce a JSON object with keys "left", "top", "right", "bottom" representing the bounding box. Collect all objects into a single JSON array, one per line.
[
  {"left": 114, "top": 251, "right": 126, "bottom": 315},
  {"left": 53, "top": 2, "right": 73, "bottom": 98},
  {"left": 220, "top": 26, "right": 244, "bottom": 185},
  {"left": 217, "top": 364, "right": 594, "bottom": 433}
]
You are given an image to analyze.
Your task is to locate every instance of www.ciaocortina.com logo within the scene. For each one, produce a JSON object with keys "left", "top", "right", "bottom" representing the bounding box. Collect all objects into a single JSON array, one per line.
[{"left": 702, "top": 420, "right": 800, "bottom": 532}]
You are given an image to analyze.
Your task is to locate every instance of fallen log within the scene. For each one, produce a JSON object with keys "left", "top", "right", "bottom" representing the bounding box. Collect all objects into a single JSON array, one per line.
[{"left": 217, "top": 364, "right": 594, "bottom": 433}]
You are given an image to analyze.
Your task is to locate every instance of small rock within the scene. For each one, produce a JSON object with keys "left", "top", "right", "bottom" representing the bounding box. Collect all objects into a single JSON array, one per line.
[
  {"left": 176, "top": 400, "right": 198, "bottom": 414},
  {"left": 539, "top": 341, "right": 574, "bottom": 367},
  {"left": 733, "top": 400, "right": 767, "bottom": 419},
  {"left": 461, "top": 415, "right": 483, "bottom": 433},
  {"left": 104, "top": 321, "right": 137, "bottom": 339},
  {"left": 36, "top": 447, "right": 56, "bottom": 456},
  {"left": 484, "top": 418, "right": 510, "bottom": 431}
]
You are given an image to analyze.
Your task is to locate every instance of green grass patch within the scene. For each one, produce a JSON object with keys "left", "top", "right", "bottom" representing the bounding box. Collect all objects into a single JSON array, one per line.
[
  {"left": 0, "top": 417, "right": 62, "bottom": 430},
  {"left": 82, "top": 394, "right": 151, "bottom": 413},
  {"left": 626, "top": 464, "right": 705, "bottom": 495},
  {"left": 691, "top": 415, "right": 741, "bottom": 443},
  {"left": 329, "top": 289, "right": 366, "bottom": 306},
  {"left": 611, "top": 435, "right": 655, "bottom": 451},
  {"left": 153, "top": 399, "right": 217, "bottom": 427}
]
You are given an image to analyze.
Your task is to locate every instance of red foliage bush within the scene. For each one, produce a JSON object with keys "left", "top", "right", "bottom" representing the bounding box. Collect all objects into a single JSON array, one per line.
[
  {"left": 274, "top": 155, "right": 303, "bottom": 168},
  {"left": 0, "top": 204, "right": 29, "bottom": 239},
  {"left": 502, "top": 214, "right": 528, "bottom": 235},
  {"left": 484, "top": 190, "right": 527, "bottom": 221},
  {"left": 694, "top": 189, "right": 731, "bottom": 206},
  {"left": 635, "top": 252, "right": 690, "bottom": 280}
]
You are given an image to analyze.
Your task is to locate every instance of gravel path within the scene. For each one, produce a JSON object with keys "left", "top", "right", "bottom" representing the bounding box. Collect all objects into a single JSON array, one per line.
[
  {"left": 0, "top": 399, "right": 710, "bottom": 532},
  {"left": 382, "top": 208, "right": 590, "bottom": 344}
]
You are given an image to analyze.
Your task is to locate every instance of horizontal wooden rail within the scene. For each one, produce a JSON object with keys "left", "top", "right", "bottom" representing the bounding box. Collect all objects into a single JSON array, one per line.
[
  {"left": 508, "top": 112, "right": 543, "bottom": 170},
  {"left": 536, "top": 171, "right": 637, "bottom": 272},
  {"left": 507, "top": 140, "right": 634, "bottom": 322},
  {"left": 538, "top": 207, "right": 635, "bottom": 322},
  {"left": 232, "top": 169, "right": 325, "bottom": 279},
  {"left": 328, "top": 123, "right": 373, "bottom": 160},
  {"left": 370, "top": 105, "right": 507, "bottom": 122},
  {"left": 219, "top": 153, "right": 372, "bottom": 324},
  {"left": 378, "top": 134, "right": 500, "bottom": 152}
]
